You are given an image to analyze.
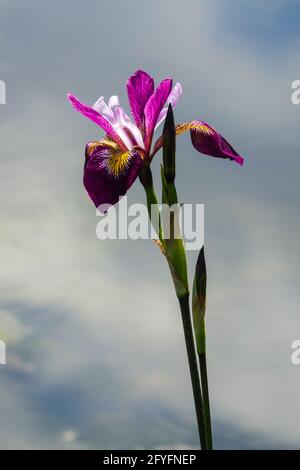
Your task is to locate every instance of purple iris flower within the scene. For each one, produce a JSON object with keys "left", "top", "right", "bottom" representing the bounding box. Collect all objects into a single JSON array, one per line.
[{"left": 68, "top": 70, "right": 244, "bottom": 209}]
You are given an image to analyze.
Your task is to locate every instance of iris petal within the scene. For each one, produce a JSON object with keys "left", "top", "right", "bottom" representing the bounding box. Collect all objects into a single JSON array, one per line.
[
  {"left": 144, "top": 78, "right": 173, "bottom": 151},
  {"left": 127, "top": 70, "right": 154, "bottom": 130},
  {"left": 92, "top": 96, "right": 114, "bottom": 119},
  {"left": 111, "top": 106, "right": 145, "bottom": 150},
  {"left": 151, "top": 121, "right": 244, "bottom": 165},
  {"left": 154, "top": 82, "right": 183, "bottom": 131},
  {"left": 189, "top": 121, "right": 244, "bottom": 165},
  {"left": 67, "top": 94, "right": 127, "bottom": 150},
  {"left": 84, "top": 139, "right": 143, "bottom": 211}
]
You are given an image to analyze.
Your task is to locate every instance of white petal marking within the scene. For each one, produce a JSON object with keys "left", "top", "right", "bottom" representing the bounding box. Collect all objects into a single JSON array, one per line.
[{"left": 154, "top": 82, "right": 183, "bottom": 130}]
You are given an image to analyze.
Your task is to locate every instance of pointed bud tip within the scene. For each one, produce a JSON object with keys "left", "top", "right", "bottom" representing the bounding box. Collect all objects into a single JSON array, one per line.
[
  {"left": 162, "top": 104, "right": 176, "bottom": 183},
  {"left": 163, "top": 103, "right": 175, "bottom": 132},
  {"left": 196, "top": 245, "right": 206, "bottom": 276}
]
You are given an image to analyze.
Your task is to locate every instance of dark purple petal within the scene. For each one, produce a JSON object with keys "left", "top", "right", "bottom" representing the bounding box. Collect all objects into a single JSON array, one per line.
[
  {"left": 67, "top": 93, "right": 127, "bottom": 150},
  {"left": 150, "top": 121, "right": 244, "bottom": 165},
  {"left": 83, "top": 140, "right": 143, "bottom": 211},
  {"left": 190, "top": 121, "right": 244, "bottom": 165},
  {"left": 126, "top": 70, "right": 154, "bottom": 130},
  {"left": 144, "top": 78, "right": 173, "bottom": 151}
]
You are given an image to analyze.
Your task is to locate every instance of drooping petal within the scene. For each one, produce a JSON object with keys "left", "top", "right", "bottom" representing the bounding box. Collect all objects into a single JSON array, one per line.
[
  {"left": 188, "top": 121, "right": 244, "bottom": 165},
  {"left": 155, "top": 82, "right": 183, "bottom": 130},
  {"left": 143, "top": 78, "right": 173, "bottom": 151},
  {"left": 84, "top": 139, "right": 143, "bottom": 211},
  {"left": 151, "top": 121, "right": 244, "bottom": 165},
  {"left": 126, "top": 70, "right": 154, "bottom": 130},
  {"left": 67, "top": 93, "right": 127, "bottom": 150}
]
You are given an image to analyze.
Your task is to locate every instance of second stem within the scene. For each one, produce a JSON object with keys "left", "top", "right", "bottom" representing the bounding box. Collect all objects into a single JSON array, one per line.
[{"left": 179, "top": 294, "right": 206, "bottom": 449}]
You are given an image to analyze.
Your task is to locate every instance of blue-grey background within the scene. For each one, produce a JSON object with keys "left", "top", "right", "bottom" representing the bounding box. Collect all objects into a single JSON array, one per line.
[{"left": 0, "top": 0, "right": 299, "bottom": 449}]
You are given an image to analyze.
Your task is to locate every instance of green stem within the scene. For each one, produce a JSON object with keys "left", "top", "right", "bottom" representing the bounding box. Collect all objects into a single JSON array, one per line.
[
  {"left": 144, "top": 184, "right": 163, "bottom": 241},
  {"left": 179, "top": 295, "right": 206, "bottom": 449},
  {"left": 140, "top": 166, "right": 206, "bottom": 448},
  {"left": 198, "top": 351, "right": 213, "bottom": 449},
  {"left": 139, "top": 166, "right": 162, "bottom": 241}
]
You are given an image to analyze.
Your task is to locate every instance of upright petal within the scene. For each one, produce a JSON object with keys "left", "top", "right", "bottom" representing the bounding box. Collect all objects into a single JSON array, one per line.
[
  {"left": 93, "top": 94, "right": 144, "bottom": 150},
  {"left": 84, "top": 139, "right": 143, "bottom": 211},
  {"left": 111, "top": 105, "right": 145, "bottom": 150},
  {"left": 127, "top": 70, "right": 154, "bottom": 129},
  {"left": 108, "top": 95, "right": 120, "bottom": 109},
  {"left": 67, "top": 93, "right": 127, "bottom": 150},
  {"left": 144, "top": 78, "right": 173, "bottom": 151},
  {"left": 155, "top": 83, "right": 183, "bottom": 130},
  {"left": 92, "top": 95, "right": 114, "bottom": 119}
]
